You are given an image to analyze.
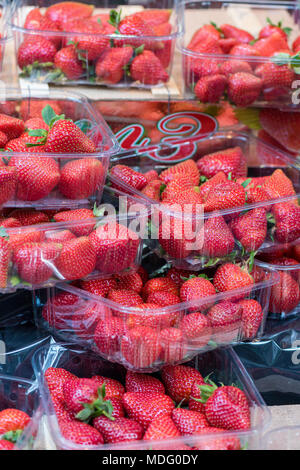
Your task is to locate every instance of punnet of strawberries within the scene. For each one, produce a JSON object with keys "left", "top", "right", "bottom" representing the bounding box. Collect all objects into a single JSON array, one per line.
[
  {"left": 43, "top": 359, "right": 253, "bottom": 450},
  {"left": 37, "top": 257, "right": 277, "bottom": 371},
  {"left": 182, "top": 12, "right": 300, "bottom": 106},
  {"left": 13, "top": 1, "right": 176, "bottom": 87},
  {"left": 0, "top": 407, "right": 31, "bottom": 450},
  {"left": 109, "top": 143, "right": 300, "bottom": 266}
]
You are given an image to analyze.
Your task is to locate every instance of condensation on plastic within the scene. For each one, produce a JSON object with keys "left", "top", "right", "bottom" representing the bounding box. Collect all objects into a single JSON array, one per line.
[
  {"left": 11, "top": 0, "right": 182, "bottom": 88},
  {"left": 177, "top": 0, "right": 300, "bottom": 109},
  {"left": 108, "top": 130, "right": 300, "bottom": 269},
  {"left": 32, "top": 261, "right": 279, "bottom": 373},
  {"left": 31, "top": 343, "right": 271, "bottom": 450},
  {"left": 0, "top": 88, "right": 119, "bottom": 209}
]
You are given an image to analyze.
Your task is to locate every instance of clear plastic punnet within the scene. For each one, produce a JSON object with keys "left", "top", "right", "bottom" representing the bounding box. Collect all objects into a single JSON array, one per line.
[
  {"left": 0, "top": 1, "right": 11, "bottom": 72},
  {"left": 11, "top": 0, "right": 182, "bottom": 88},
  {"left": 177, "top": 0, "right": 300, "bottom": 109},
  {"left": 31, "top": 343, "right": 271, "bottom": 450},
  {"left": 0, "top": 87, "right": 119, "bottom": 210},
  {"left": 32, "top": 260, "right": 279, "bottom": 373},
  {"left": 0, "top": 186, "right": 150, "bottom": 293},
  {"left": 108, "top": 130, "right": 300, "bottom": 270},
  {"left": 262, "top": 426, "right": 300, "bottom": 450}
]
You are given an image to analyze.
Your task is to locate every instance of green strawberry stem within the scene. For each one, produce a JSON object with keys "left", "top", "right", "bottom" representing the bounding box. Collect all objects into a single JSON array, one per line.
[
  {"left": 2, "top": 429, "right": 23, "bottom": 443},
  {"left": 191, "top": 377, "right": 218, "bottom": 404},
  {"left": 108, "top": 9, "right": 122, "bottom": 28},
  {"left": 234, "top": 108, "right": 262, "bottom": 130},
  {"left": 26, "top": 105, "right": 67, "bottom": 148},
  {"left": 76, "top": 385, "right": 115, "bottom": 422},
  {"left": 266, "top": 17, "right": 292, "bottom": 36}
]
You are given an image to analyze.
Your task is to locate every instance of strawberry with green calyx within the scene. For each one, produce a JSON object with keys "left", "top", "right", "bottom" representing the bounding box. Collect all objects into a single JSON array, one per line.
[
  {"left": 130, "top": 50, "right": 169, "bottom": 85},
  {"left": 0, "top": 228, "right": 12, "bottom": 288},
  {"left": 0, "top": 409, "right": 31, "bottom": 439},
  {"left": 189, "top": 375, "right": 217, "bottom": 414},
  {"left": 54, "top": 45, "right": 85, "bottom": 81},
  {"left": 95, "top": 46, "right": 134, "bottom": 84},
  {"left": 259, "top": 18, "right": 292, "bottom": 41},
  {"left": 197, "top": 147, "right": 247, "bottom": 180},
  {"left": 45, "top": 2, "right": 94, "bottom": 28},
  {"left": 63, "top": 379, "right": 116, "bottom": 422},
  {"left": 229, "top": 207, "right": 267, "bottom": 253},
  {"left": 161, "top": 364, "right": 205, "bottom": 404},
  {"left": 213, "top": 262, "right": 254, "bottom": 301},
  {"left": 17, "top": 37, "right": 57, "bottom": 71},
  {"left": 0, "top": 439, "right": 14, "bottom": 450},
  {"left": 220, "top": 23, "right": 254, "bottom": 44}
]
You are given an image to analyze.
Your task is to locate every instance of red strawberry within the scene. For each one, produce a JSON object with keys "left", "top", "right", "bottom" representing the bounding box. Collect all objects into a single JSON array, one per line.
[
  {"left": 45, "top": 2, "right": 94, "bottom": 28},
  {"left": 207, "top": 300, "right": 242, "bottom": 342},
  {"left": 64, "top": 18, "right": 109, "bottom": 60},
  {"left": 142, "top": 277, "right": 179, "bottom": 300},
  {"left": 254, "top": 32, "right": 290, "bottom": 56},
  {"left": 25, "top": 12, "right": 61, "bottom": 48},
  {"left": 8, "top": 209, "right": 49, "bottom": 226},
  {"left": 166, "top": 267, "right": 196, "bottom": 289},
  {"left": 0, "top": 167, "right": 17, "bottom": 206},
  {"left": 200, "top": 216, "right": 235, "bottom": 258},
  {"left": 158, "top": 215, "right": 201, "bottom": 260},
  {"left": 24, "top": 8, "right": 43, "bottom": 28},
  {"left": 201, "top": 384, "right": 251, "bottom": 430},
  {"left": 269, "top": 271, "right": 300, "bottom": 314},
  {"left": 54, "top": 46, "right": 84, "bottom": 80},
  {"left": 143, "top": 170, "right": 159, "bottom": 183},
  {"left": 159, "top": 328, "right": 186, "bottom": 363},
  {"left": 89, "top": 223, "right": 140, "bottom": 274},
  {"left": 220, "top": 24, "right": 254, "bottom": 44},
  {"left": 45, "top": 120, "right": 96, "bottom": 153},
  {"left": 133, "top": 10, "right": 171, "bottom": 27},
  {"left": 189, "top": 380, "right": 214, "bottom": 414},
  {"left": 19, "top": 100, "right": 62, "bottom": 121},
  {"left": 262, "top": 169, "right": 296, "bottom": 200},
  {"left": 227, "top": 72, "right": 262, "bottom": 106},
  {"left": 197, "top": 146, "right": 247, "bottom": 179},
  {"left": 110, "top": 164, "right": 147, "bottom": 191},
  {"left": 193, "top": 427, "right": 241, "bottom": 450},
  {"left": 17, "top": 37, "right": 57, "bottom": 69},
  {"left": 271, "top": 257, "right": 300, "bottom": 283},
  {"left": 229, "top": 44, "right": 261, "bottom": 64},
  {"left": 59, "top": 419, "right": 103, "bottom": 446},
  {"left": 219, "top": 37, "right": 239, "bottom": 53},
  {"left": 108, "top": 289, "right": 143, "bottom": 310},
  {"left": 238, "top": 299, "right": 263, "bottom": 339},
  {"left": 188, "top": 25, "right": 220, "bottom": 50},
  {"left": 125, "top": 371, "right": 165, "bottom": 394},
  {"left": 53, "top": 209, "right": 95, "bottom": 237},
  {"left": 72, "top": 302, "right": 105, "bottom": 340},
  {"left": 95, "top": 47, "right": 133, "bottom": 85},
  {"left": 293, "top": 35, "right": 300, "bottom": 53},
  {"left": 8, "top": 230, "right": 44, "bottom": 256},
  {"left": 0, "top": 131, "right": 8, "bottom": 147},
  {"left": 0, "top": 114, "right": 25, "bottom": 140},
  {"left": 229, "top": 208, "right": 267, "bottom": 252},
  {"left": 45, "top": 367, "right": 77, "bottom": 402},
  {"left": 137, "top": 266, "right": 148, "bottom": 285},
  {"left": 199, "top": 172, "right": 227, "bottom": 200},
  {"left": 172, "top": 408, "right": 208, "bottom": 435},
  {"left": 185, "top": 57, "right": 219, "bottom": 84},
  {"left": 161, "top": 364, "right": 204, "bottom": 403},
  {"left": 153, "top": 22, "right": 172, "bottom": 68},
  {"left": 0, "top": 408, "right": 30, "bottom": 436},
  {"left": 55, "top": 236, "right": 96, "bottom": 280},
  {"left": 160, "top": 159, "right": 199, "bottom": 185},
  {"left": 8, "top": 156, "right": 60, "bottom": 201},
  {"left": 147, "top": 290, "right": 181, "bottom": 307},
  {"left": 121, "top": 326, "right": 161, "bottom": 369},
  {"left": 190, "top": 35, "right": 222, "bottom": 54},
  {"left": 93, "top": 416, "right": 143, "bottom": 444},
  {"left": 255, "top": 61, "right": 295, "bottom": 100},
  {"left": 81, "top": 277, "right": 117, "bottom": 297},
  {"left": 130, "top": 50, "right": 169, "bottom": 85},
  {"left": 219, "top": 59, "right": 252, "bottom": 76},
  {"left": 180, "top": 312, "right": 212, "bottom": 347},
  {"left": 204, "top": 181, "right": 246, "bottom": 212},
  {"left": 94, "top": 317, "right": 126, "bottom": 357},
  {"left": 0, "top": 440, "right": 14, "bottom": 450},
  {"left": 5, "top": 135, "right": 47, "bottom": 153},
  {"left": 122, "top": 391, "right": 175, "bottom": 430},
  {"left": 143, "top": 413, "right": 180, "bottom": 444},
  {"left": 117, "top": 15, "right": 157, "bottom": 50},
  {"left": 259, "top": 18, "right": 291, "bottom": 41},
  {"left": 14, "top": 241, "right": 61, "bottom": 284},
  {"left": 180, "top": 277, "right": 216, "bottom": 309},
  {"left": 272, "top": 202, "right": 300, "bottom": 243},
  {"left": 213, "top": 263, "right": 254, "bottom": 300},
  {"left": 91, "top": 376, "right": 125, "bottom": 400},
  {"left": 0, "top": 218, "right": 21, "bottom": 229},
  {"left": 141, "top": 179, "right": 162, "bottom": 201},
  {"left": 259, "top": 109, "right": 300, "bottom": 153},
  {"left": 59, "top": 158, "right": 104, "bottom": 199},
  {"left": 127, "top": 303, "right": 178, "bottom": 331},
  {"left": 194, "top": 74, "right": 227, "bottom": 103}
]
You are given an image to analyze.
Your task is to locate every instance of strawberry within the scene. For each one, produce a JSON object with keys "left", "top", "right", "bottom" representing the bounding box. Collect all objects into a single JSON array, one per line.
[
  {"left": 64, "top": 18, "right": 109, "bottom": 60},
  {"left": 8, "top": 209, "right": 49, "bottom": 226},
  {"left": 0, "top": 131, "right": 8, "bottom": 147},
  {"left": 94, "top": 317, "right": 126, "bottom": 356},
  {"left": 259, "top": 109, "right": 300, "bottom": 153},
  {"left": 8, "top": 230, "right": 44, "bottom": 255},
  {"left": 55, "top": 236, "right": 96, "bottom": 280},
  {"left": 45, "top": 2, "right": 94, "bottom": 28},
  {"left": 143, "top": 170, "right": 159, "bottom": 183},
  {"left": 59, "top": 419, "right": 103, "bottom": 446},
  {"left": 200, "top": 216, "right": 235, "bottom": 258},
  {"left": 229, "top": 44, "right": 261, "bottom": 64},
  {"left": 204, "top": 181, "right": 246, "bottom": 212},
  {"left": 269, "top": 271, "right": 300, "bottom": 314},
  {"left": 121, "top": 326, "right": 161, "bottom": 369},
  {"left": 42, "top": 291, "right": 82, "bottom": 330},
  {"left": 190, "top": 35, "right": 222, "bottom": 54},
  {"left": 25, "top": 14, "right": 61, "bottom": 49},
  {"left": 255, "top": 61, "right": 295, "bottom": 100},
  {"left": 185, "top": 58, "right": 219, "bottom": 84},
  {"left": 0, "top": 409, "right": 30, "bottom": 437},
  {"left": 271, "top": 257, "right": 300, "bottom": 283},
  {"left": 200, "top": 384, "right": 251, "bottom": 430},
  {"left": 93, "top": 416, "right": 143, "bottom": 444},
  {"left": 81, "top": 277, "right": 117, "bottom": 297},
  {"left": 220, "top": 24, "right": 254, "bottom": 44},
  {"left": 237, "top": 299, "right": 263, "bottom": 339},
  {"left": 89, "top": 223, "right": 140, "bottom": 274},
  {"left": 162, "top": 184, "right": 203, "bottom": 206},
  {"left": 147, "top": 290, "right": 181, "bottom": 307},
  {"left": 14, "top": 241, "right": 61, "bottom": 284},
  {"left": 153, "top": 22, "right": 172, "bottom": 68},
  {"left": 117, "top": 14, "right": 157, "bottom": 50},
  {"left": 95, "top": 47, "right": 133, "bottom": 85},
  {"left": 53, "top": 209, "right": 95, "bottom": 237},
  {"left": 19, "top": 100, "right": 62, "bottom": 121},
  {"left": 91, "top": 376, "right": 125, "bottom": 399},
  {"left": 219, "top": 37, "right": 239, "bottom": 53},
  {"left": 127, "top": 303, "right": 178, "bottom": 331},
  {"left": 262, "top": 169, "right": 296, "bottom": 200},
  {"left": 45, "top": 367, "right": 77, "bottom": 402},
  {"left": 54, "top": 46, "right": 84, "bottom": 80},
  {"left": 229, "top": 208, "right": 267, "bottom": 252},
  {"left": 137, "top": 266, "right": 149, "bottom": 285},
  {"left": 199, "top": 172, "right": 227, "bottom": 200},
  {"left": 0, "top": 218, "right": 21, "bottom": 229},
  {"left": 259, "top": 18, "right": 291, "bottom": 41},
  {"left": 193, "top": 427, "right": 241, "bottom": 450},
  {"left": 180, "top": 312, "right": 212, "bottom": 347},
  {"left": 188, "top": 25, "right": 220, "bottom": 50},
  {"left": 45, "top": 120, "right": 96, "bottom": 153},
  {"left": 0, "top": 440, "right": 14, "bottom": 450},
  {"left": 293, "top": 35, "right": 300, "bottom": 53},
  {"left": 59, "top": 158, "right": 104, "bottom": 199},
  {"left": 160, "top": 159, "right": 199, "bottom": 185},
  {"left": 0, "top": 167, "right": 17, "bottom": 206},
  {"left": 130, "top": 50, "right": 169, "bottom": 85},
  {"left": 207, "top": 300, "right": 242, "bottom": 342},
  {"left": 219, "top": 59, "right": 252, "bottom": 76},
  {"left": 110, "top": 164, "right": 147, "bottom": 191},
  {"left": 141, "top": 179, "right": 161, "bottom": 201},
  {"left": 161, "top": 364, "right": 204, "bottom": 403},
  {"left": 196, "top": 146, "right": 247, "bottom": 179},
  {"left": 72, "top": 302, "right": 104, "bottom": 340},
  {"left": 142, "top": 277, "right": 179, "bottom": 300},
  {"left": 180, "top": 277, "right": 216, "bottom": 309},
  {"left": 125, "top": 371, "right": 165, "bottom": 394},
  {"left": 254, "top": 32, "right": 290, "bottom": 57},
  {"left": 17, "top": 37, "right": 57, "bottom": 69},
  {"left": 159, "top": 328, "right": 186, "bottom": 363},
  {"left": 172, "top": 408, "right": 208, "bottom": 435},
  {"left": 8, "top": 156, "right": 60, "bottom": 201},
  {"left": 166, "top": 267, "right": 196, "bottom": 289},
  {"left": 189, "top": 380, "right": 214, "bottom": 414},
  {"left": 133, "top": 10, "right": 171, "bottom": 27},
  {"left": 5, "top": 135, "right": 47, "bottom": 153},
  {"left": 108, "top": 289, "right": 143, "bottom": 310},
  {"left": 227, "top": 72, "right": 262, "bottom": 106},
  {"left": 272, "top": 202, "right": 300, "bottom": 243},
  {"left": 194, "top": 74, "right": 227, "bottom": 103},
  {"left": 122, "top": 391, "right": 175, "bottom": 430},
  {"left": 24, "top": 8, "right": 43, "bottom": 28},
  {"left": 143, "top": 413, "right": 180, "bottom": 444},
  {"left": 213, "top": 263, "right": 254, "bottom": 300},
  {"left": 0, "top": 114, "right": 25, "bottom": 140}
]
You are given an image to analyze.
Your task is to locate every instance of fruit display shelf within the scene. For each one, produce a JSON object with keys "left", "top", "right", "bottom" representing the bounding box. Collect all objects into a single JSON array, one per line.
[{"left": 31, "top": 343, "right": 270, "bottom": 450}]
